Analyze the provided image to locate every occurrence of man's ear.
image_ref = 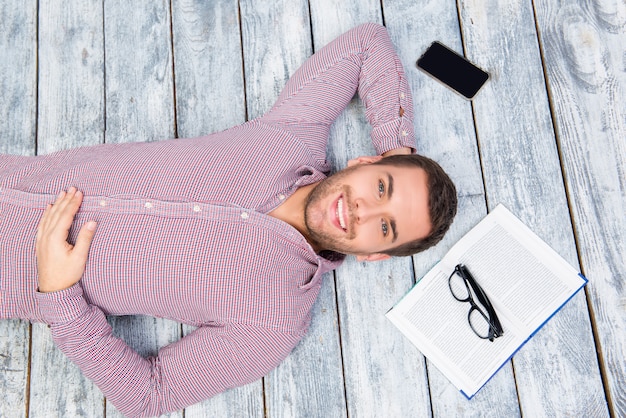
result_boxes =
[355,253,391,262]
[347,155,383,167]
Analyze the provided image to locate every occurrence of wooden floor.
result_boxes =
[1,0,624,417]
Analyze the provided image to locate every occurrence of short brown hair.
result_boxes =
[374,154,457,256]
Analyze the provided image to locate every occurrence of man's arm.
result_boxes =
[260,23,417,160]
[35,189,302,417]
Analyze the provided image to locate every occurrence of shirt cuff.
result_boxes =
[36,283,90,324]
[371,116,417,155]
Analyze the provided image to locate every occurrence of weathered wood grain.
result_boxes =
[37,0,105,154]
[0,320,30,418]
[239,1,348,416]
[534,0,626,415]
[458,0,609,415]
[384,0,524,416]
[103,0,175,144]
[30,1,105,416]
[240,0,313,118]
[0,0,37,155]
[0,2,37,417]
[308,1,432,417]
[172,0,246,138]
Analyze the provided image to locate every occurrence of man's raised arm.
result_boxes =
[260,23,416,160]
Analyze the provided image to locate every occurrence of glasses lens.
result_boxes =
[449,272,470,301]
[469,307,492,338]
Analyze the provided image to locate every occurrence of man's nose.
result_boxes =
[354,198,381,223]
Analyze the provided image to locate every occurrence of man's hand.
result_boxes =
[382,147,413,157]
[36,187,97,293]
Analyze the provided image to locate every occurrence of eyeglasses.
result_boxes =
[448,264,504,342]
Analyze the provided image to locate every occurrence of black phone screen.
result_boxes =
[417,42,489,99]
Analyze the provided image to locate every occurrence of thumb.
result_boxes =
[73,221,97,260]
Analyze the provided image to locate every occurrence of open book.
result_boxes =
[386,204,587,398]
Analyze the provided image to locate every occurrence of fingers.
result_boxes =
[37,187,95,246]
[73,221,98,261]
[41,187,84,238]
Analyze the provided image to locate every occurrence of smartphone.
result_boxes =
[417,41,489,100]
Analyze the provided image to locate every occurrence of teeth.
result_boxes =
[337,197,346,230]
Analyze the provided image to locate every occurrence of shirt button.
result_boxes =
[241,212,249,219]
[278,194,285,201]
[400,92,405,99]
[145,202,153,209]
[401,130,408,137]
[99,200,107,207]
[193,205,201,212]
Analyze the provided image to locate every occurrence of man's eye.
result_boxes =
[378,180,385,197]
[382,220,388,237]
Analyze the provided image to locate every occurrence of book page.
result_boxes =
[443,206,584,333]
[394,268,522,390]
[387,205,587,396]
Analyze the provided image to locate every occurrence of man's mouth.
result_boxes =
[337,196,347,232]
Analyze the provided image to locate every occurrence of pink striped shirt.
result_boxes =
[0,23,415,417]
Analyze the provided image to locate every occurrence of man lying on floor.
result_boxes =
[0,23,456,417]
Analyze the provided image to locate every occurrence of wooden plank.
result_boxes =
[37,0,105,154]
[238,1,348,416]
[170,1,263,415]
[0,2,37,416]
[103,0,175,144]
[458,0,609,415]
[0,0,37,155]
[172,0,246,138]
[307,2,431,417]
[0,321,30,418]
[533,0,626,415]
[29,1,105,416]
[101,1,182,416]
[239,0,312,118]
[382,0,523,415]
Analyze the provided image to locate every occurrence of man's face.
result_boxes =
[304,157,432,261]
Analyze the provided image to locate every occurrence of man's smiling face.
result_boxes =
[304,156,432,261]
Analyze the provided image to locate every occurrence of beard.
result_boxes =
[304,167,357,254]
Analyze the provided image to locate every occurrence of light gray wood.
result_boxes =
[171,1,264,415]
[383,0,523,415]
[0,320,30,418]
[104,0,175,144]
[239,1,348,416]
[30,1,105,416]
[534,0,626,415]
[0,2,37,416]
[172,0,246,138]
[37,0,105,154]
[101,1,182,416]
[239,0,312,118]
[0,0,37,155]
[308,1,432,417]
[458,0,608,415]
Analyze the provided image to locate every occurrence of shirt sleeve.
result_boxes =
[259,22,416,158]
[35,284,302,417]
